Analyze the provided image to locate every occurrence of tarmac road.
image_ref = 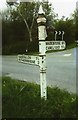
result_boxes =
[1,48,77,93]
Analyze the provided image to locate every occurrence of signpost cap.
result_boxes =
[38,5,45,15]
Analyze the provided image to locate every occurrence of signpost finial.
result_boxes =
[38,5,45,15]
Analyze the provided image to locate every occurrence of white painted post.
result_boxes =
[62,31,64,41]
[37,5,47,100]
[55,31,58,41]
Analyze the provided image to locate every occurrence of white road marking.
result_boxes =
[63,53,71,56]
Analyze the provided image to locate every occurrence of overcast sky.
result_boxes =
[0,0,77,18]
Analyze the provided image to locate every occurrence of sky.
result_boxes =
[0,0,77,18]
[49,0,77,18]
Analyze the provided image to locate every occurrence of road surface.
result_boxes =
[1,48,77,93]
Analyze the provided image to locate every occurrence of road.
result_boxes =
[1,48,77,93]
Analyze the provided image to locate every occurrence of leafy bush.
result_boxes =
[2,77,77,119]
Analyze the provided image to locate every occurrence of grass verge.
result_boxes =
[2,76,77,119]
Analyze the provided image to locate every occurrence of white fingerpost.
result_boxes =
[37,5,47,100]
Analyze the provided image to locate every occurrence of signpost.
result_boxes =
[17,5,66,100]
[46,41,66,51]
[37,5,47,100]
[18,55,39,66]
[54,31,65,41]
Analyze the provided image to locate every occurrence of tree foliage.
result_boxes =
[2,1,76,55]
[73,10,78,40]
[2,1,56,54]
[55,18,76,45]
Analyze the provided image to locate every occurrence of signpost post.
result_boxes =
[17,5,66,100]
[37,5,47,100]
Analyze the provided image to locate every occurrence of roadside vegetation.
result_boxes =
[2,77,77,119]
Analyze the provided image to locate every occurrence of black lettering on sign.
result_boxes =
[61,45,65,49]
[18,55,36,64]
[62,41,65,45]
[46,41,61,45]
[54,46,60,49]
[22,59,35,64]
[46,45,61,50]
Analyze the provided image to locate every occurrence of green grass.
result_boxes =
[2,77,77,119]
[66,42,77,49]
